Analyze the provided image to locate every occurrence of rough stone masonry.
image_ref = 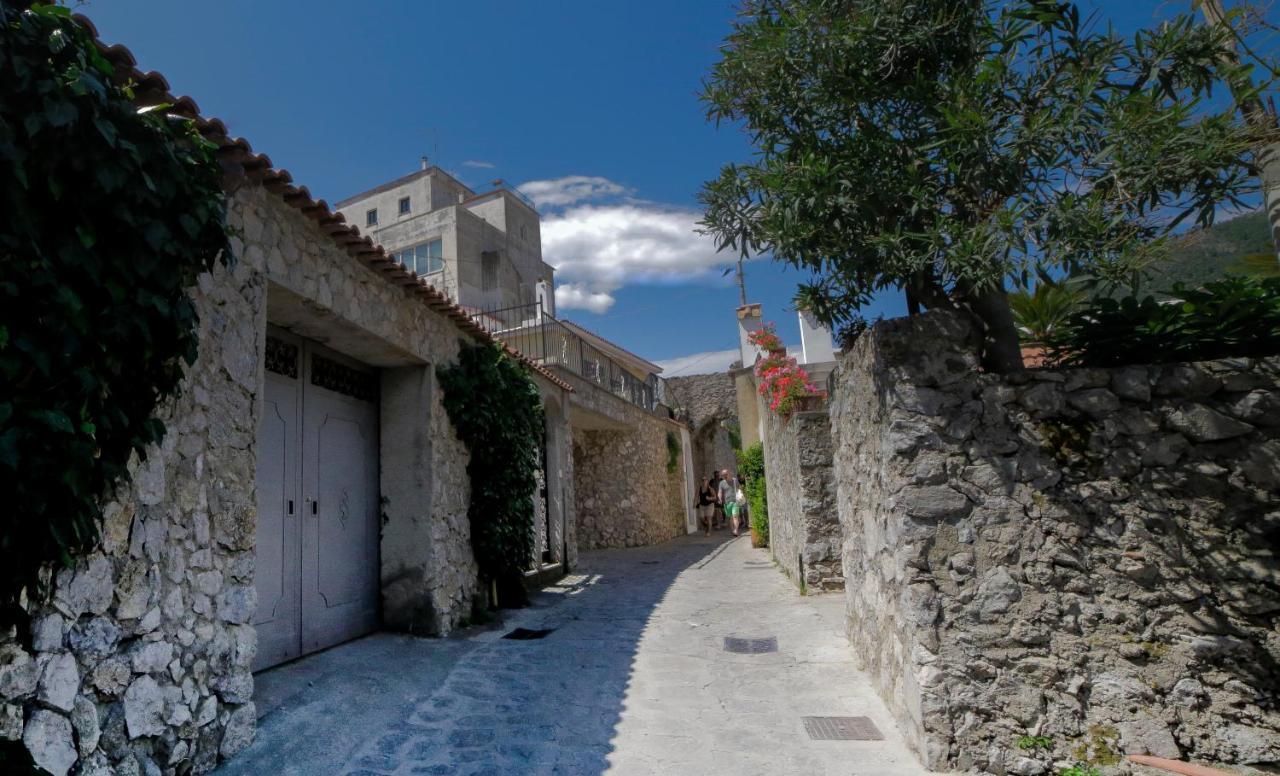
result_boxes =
[0,177,577,775]
[829,311,1280,774]
[762,407,843,592]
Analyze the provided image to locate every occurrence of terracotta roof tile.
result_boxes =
[69,13,571,394]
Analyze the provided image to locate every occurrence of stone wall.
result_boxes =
[0,181,575,775]
[829,311,1280,773]
[664,373,739,483]
[1,243,265,776]
[572,417,689,550]
[761,408,843,592]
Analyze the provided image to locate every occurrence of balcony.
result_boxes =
[471,302,658,412]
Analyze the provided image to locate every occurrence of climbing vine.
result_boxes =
[437,343,544,607]
[665,431,681,475]
[0,3,230,638]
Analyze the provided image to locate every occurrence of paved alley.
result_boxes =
[221,534,930,776]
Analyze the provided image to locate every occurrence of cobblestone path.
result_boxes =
[222,533,929,775]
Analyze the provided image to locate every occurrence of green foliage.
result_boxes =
[1017,735,1053,751]
[1051,276,1280,366]
[1157,210,1276,287]
[1009,279,1086,347]
[1058,765,1102,776]
[736,442,768,543]
[721,419,741,452]
[700,0,1265,371]
[1230,252,1280,279]
[437,343,544,606]
[0,2,230,638]
[666,431,681,475]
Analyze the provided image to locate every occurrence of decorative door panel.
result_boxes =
[300,351,380,654]
[252,335,303,671]
[253,331,379,671]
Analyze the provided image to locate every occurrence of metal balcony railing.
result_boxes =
[471,301,658,412]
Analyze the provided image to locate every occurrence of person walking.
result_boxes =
[696,477,717,536]
[709,470,724,529]
[718,468,742,537]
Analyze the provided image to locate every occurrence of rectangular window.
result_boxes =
[481,252,498,291]
[393,239,444,276]
[365,208,378,227]
[398,196,411,215]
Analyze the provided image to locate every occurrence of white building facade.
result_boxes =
[335,164,555,316]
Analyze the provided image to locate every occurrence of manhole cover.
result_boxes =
[723,636,778,654]
[802,716,884,741]
[502,627,556,640]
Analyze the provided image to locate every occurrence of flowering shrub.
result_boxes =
[755,351,822,414]
[748,322,785,353]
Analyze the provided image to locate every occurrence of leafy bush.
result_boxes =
[736,442,768,543]
[437,343,544,607]
[1051,276,1280,366]
[0,4,230,632]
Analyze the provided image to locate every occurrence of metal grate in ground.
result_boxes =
[502,627,556,640]
[802,716,884,741]
[723,636,778,654]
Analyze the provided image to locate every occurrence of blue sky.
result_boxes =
[80,1,1268,375]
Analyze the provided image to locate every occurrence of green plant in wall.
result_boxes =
[0,4,230,631]
[437,342,544,607]
[736,442,768,546]
[666,431,681,475]
[721,419,741,452]
[1016,735,1053,751]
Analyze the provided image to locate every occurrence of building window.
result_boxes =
[365,208,378,227]
[393,238,444,275]
[481,252,498,291]
[398,196,411,215]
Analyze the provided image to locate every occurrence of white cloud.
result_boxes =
[655,348,742,377]
[542,203,726,312]
[555,283,616,314]
[463,160,495,169]
[520,175,631,209]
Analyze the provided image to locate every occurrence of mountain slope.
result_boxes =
[1150,210,1274,290]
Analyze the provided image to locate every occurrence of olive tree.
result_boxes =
[700,0,1268,371]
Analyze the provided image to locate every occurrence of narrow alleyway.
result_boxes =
[221,534,929,776]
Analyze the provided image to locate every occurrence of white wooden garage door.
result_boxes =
[253,329,380,671]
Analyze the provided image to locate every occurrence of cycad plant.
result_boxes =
[1008,279,1087,347]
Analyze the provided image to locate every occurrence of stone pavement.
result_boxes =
[220,533,932,775]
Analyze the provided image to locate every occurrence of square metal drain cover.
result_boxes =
[802,716,884,741]
[503,627,555,640]
[723,636,778,654]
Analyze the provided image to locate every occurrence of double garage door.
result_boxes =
[253,330,380,671]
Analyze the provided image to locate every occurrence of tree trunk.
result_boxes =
[964,285,1025,373]
[1199,0,1280,265]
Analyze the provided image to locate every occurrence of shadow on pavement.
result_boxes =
[218,532,734,776]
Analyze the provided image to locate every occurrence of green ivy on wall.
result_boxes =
[437,343,544,607]
[737,442,768,545]
[666,431,681,475]
[0,4,230,632]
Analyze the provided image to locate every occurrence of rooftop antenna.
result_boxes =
[736,257,747,307]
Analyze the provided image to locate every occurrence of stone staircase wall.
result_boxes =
[829,311,1280,773]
